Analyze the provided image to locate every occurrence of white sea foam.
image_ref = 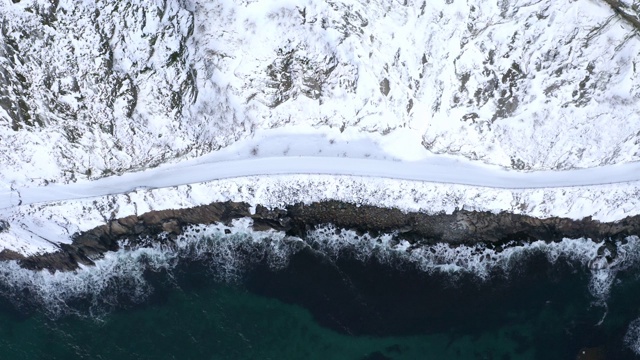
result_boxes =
[0,219,293,318]
[307,227,640,300]
[0,221,637,320]
[626,319,640,355]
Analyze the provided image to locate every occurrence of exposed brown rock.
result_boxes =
[0,249,24,262]
[282,201,640,245]
[10,200,640,272]
[139,209,178,224]
[108,220,130,236]
[117,215,139,229]
[162,220,182,234]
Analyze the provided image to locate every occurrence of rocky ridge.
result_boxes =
[6,200,638,272]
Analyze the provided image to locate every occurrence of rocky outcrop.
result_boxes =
[601,0,640,32]
[7,200,640,272]
[0,220,9,233]
[283,201,640,244]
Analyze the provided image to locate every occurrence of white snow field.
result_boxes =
[1,0,640,257]
[3,1,640,350]
[1,0,640,188]
[2,127,640,210]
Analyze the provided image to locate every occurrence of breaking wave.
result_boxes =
[0,218,638,331]
[626,319,640,355]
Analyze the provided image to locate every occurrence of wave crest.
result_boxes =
[0,220,637,320]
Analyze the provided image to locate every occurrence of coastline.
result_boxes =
[7,200,638,272]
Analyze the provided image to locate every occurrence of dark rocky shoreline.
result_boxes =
[3,200,639,272]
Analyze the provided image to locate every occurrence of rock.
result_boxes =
[597,241,618,264]
[251,220,276,232]
[8,200,640,272]
[161,220,181,235]
[18,249,89,273]
[118,215,140,228]
[0,219,8,233]
[140,209,178,224]
[108,220,130,236]
[0,249,23,261]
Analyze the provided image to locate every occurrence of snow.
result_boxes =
[4,4,640,356]
[0,128,639,256]
[1,0,640,256]
[1,0,640,188]
[3,128,640,212]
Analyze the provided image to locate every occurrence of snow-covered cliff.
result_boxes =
[1,0,640,189]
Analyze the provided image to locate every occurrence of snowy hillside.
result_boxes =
[1,0,640,188]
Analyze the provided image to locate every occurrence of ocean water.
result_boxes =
[0,227,639,359]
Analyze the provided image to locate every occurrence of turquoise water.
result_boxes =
[0,282,537,360]
[0,284,531,360]
[0,242,638,359]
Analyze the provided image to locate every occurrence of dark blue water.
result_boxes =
[0,235,638,360]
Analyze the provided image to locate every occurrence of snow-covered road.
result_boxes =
[2,128,640,210]
[2,128,640,256]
